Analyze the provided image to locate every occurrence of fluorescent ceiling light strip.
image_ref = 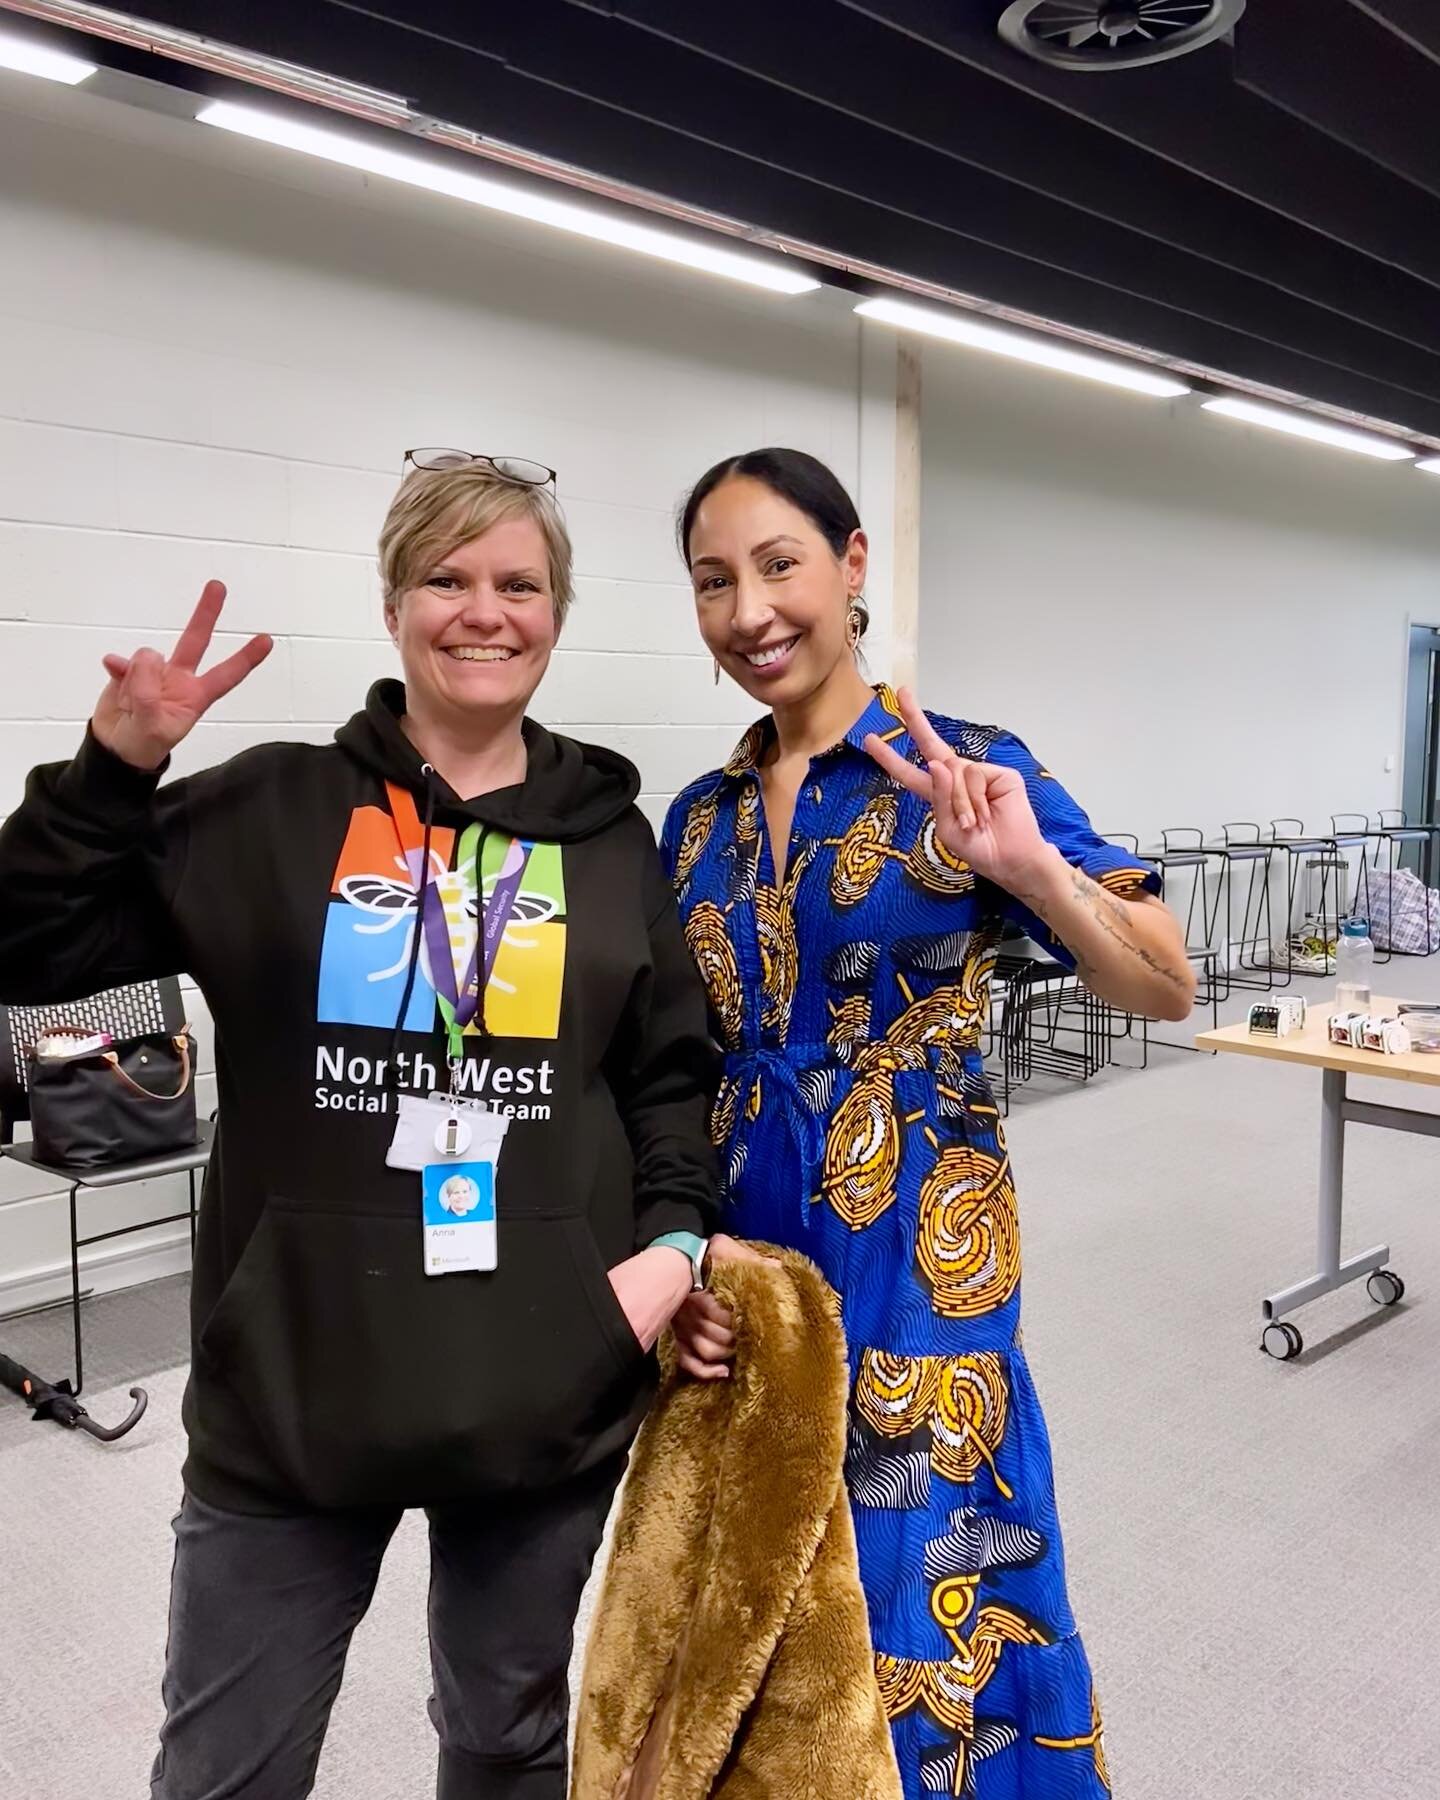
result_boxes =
[1202,396,1415,461]
[1417,457,1440,476]
[197,100,820,296]
[0,26,97,82]
[855,295,1190,398]
[2,0,413,117]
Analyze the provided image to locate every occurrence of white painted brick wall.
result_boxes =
[920,350,1440,848]
[0,71,898,1309]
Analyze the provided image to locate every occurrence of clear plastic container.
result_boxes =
[1335,917,1374,1013]
[1402,1009,1440,1053]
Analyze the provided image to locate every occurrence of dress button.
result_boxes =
[810,785,823,803]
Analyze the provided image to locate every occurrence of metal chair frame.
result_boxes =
[0,977,209,1395]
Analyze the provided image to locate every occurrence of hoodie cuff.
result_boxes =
[58,728,169,823]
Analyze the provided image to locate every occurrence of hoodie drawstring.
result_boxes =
[385,766,437,1092]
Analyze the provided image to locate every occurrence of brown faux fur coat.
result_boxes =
[570,1249,903,1800]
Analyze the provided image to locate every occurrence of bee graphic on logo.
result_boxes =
[337,846,557,996]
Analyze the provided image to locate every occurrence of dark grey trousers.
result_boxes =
[149,1459,623,1800]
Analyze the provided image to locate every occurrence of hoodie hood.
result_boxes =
[335,679,640,843]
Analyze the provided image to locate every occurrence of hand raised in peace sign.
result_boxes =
[863,687,1051,893]
[93,581,273,772]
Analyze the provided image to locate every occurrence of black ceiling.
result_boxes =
[10,0,1440,446]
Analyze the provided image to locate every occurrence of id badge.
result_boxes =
[387,1093,493,1172]
[388,1095,510,1277]
[422,1162,498,1276]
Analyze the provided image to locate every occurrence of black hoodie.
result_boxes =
[0,682,718,1512]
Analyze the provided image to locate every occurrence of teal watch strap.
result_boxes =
[649,1230,709,1290]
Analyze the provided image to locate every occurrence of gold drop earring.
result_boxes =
[846,599,864,651]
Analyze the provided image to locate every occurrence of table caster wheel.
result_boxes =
[1367,1269,1405,1307]
[1261,1321,1302,1360]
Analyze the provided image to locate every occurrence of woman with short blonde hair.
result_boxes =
[0,447,720,1800]
[380,452,576,627]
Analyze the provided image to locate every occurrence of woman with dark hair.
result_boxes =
[661,448,1192,1798]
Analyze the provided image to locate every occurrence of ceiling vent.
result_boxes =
[997,0,1246,71]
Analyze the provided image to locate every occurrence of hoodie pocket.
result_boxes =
[567,1214,646,1374]
[199,1197,645,1508]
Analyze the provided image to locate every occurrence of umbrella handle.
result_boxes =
[73,1387,148,1442]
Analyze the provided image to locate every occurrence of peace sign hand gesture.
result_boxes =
[93,581,273,772]
[863,687,1052,894]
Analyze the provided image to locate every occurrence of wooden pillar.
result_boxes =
[857,321,923,691]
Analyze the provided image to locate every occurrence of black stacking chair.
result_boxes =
[1267,820,1345,972]
[1210,823,1287,989]
[1329,814,1383,962]
[1104,833,1218,1063]
[0,977,212,1394]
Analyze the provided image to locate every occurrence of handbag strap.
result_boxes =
[101,1034,193,1104]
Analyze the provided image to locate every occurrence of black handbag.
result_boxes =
[26,1028,199,1170]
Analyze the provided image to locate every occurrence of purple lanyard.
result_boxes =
[413,835,533,1034]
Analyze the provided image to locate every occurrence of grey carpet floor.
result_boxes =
[4,965,1439,1799]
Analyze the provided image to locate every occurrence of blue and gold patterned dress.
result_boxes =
[661,686,1158,1799]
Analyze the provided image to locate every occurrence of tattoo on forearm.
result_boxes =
[1080,873,1132,932]
[1071,868,1191,994]
[1015,867,1190,997]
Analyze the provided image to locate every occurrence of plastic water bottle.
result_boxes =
[1335,917,1374,1012]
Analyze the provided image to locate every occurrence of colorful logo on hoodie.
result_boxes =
[316,795,567,1040]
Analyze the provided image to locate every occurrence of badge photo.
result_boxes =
[422,1160,498,1275]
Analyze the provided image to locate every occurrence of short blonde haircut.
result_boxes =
[378,465,574,629]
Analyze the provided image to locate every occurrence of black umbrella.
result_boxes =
[0,1348,147,1441]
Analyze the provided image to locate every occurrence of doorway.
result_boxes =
[1401,622,1440,873]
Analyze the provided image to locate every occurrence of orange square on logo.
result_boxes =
[330,806,455,895]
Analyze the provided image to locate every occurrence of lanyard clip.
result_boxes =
[445,1022,466,1097]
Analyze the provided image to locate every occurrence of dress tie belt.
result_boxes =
[724,1045,827,1233]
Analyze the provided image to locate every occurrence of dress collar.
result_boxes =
[720,684,906,780]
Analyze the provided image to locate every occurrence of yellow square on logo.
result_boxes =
[484,919,566,1040]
